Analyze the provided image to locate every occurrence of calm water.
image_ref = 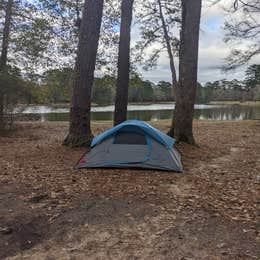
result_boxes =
[14,103,260,121]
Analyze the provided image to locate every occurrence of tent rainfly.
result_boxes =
[76,120,183,172]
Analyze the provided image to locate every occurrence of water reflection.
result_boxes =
[17,103,221,114]
[16,104,260,122]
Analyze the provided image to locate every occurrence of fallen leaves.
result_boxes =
[0,120,259,259]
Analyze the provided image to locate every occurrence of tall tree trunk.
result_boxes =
[157,0,177,90]
[63,0,104,147]
[0,0,13,70]
[0,0,13,128]
[168,0,202,144]
[114,0,134,126]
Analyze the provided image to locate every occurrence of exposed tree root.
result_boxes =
[63,133,93,148]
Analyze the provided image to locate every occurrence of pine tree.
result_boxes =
[63,0,104,147]
[114,0,134,126]
[168,0,202,144]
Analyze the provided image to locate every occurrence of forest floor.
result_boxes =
[0,120,259,260]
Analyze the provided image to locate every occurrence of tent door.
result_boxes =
[105,132,150,165]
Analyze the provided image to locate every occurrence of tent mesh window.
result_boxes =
[113,132,147,145]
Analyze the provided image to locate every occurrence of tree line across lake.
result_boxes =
[1,64,259,107]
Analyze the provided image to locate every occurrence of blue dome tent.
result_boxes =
[77,120,183,172]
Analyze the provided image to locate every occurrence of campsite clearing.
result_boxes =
[0,120,258,259]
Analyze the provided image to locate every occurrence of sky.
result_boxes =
[4,0,258,83]
[132,0,260,85]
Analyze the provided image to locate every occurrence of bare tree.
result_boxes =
[135,0,180,93]
[64,0,104,147]
[168,0,202,144]
[157,0,178,86]
[224,0,260,69]
[114,0,134,126]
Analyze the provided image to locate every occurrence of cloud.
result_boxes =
[132,0,259,85]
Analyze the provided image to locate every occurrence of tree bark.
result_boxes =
[114,0,134,126]
[63,0,104,147]
[157,0,177,89]
[0,0,13,70]
[168,0,202,144]
[0,0,13,128]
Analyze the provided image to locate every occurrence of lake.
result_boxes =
[14,103,260,121]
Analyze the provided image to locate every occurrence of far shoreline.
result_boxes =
[15,100,260,108]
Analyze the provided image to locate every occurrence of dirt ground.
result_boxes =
[0,120,259,260]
